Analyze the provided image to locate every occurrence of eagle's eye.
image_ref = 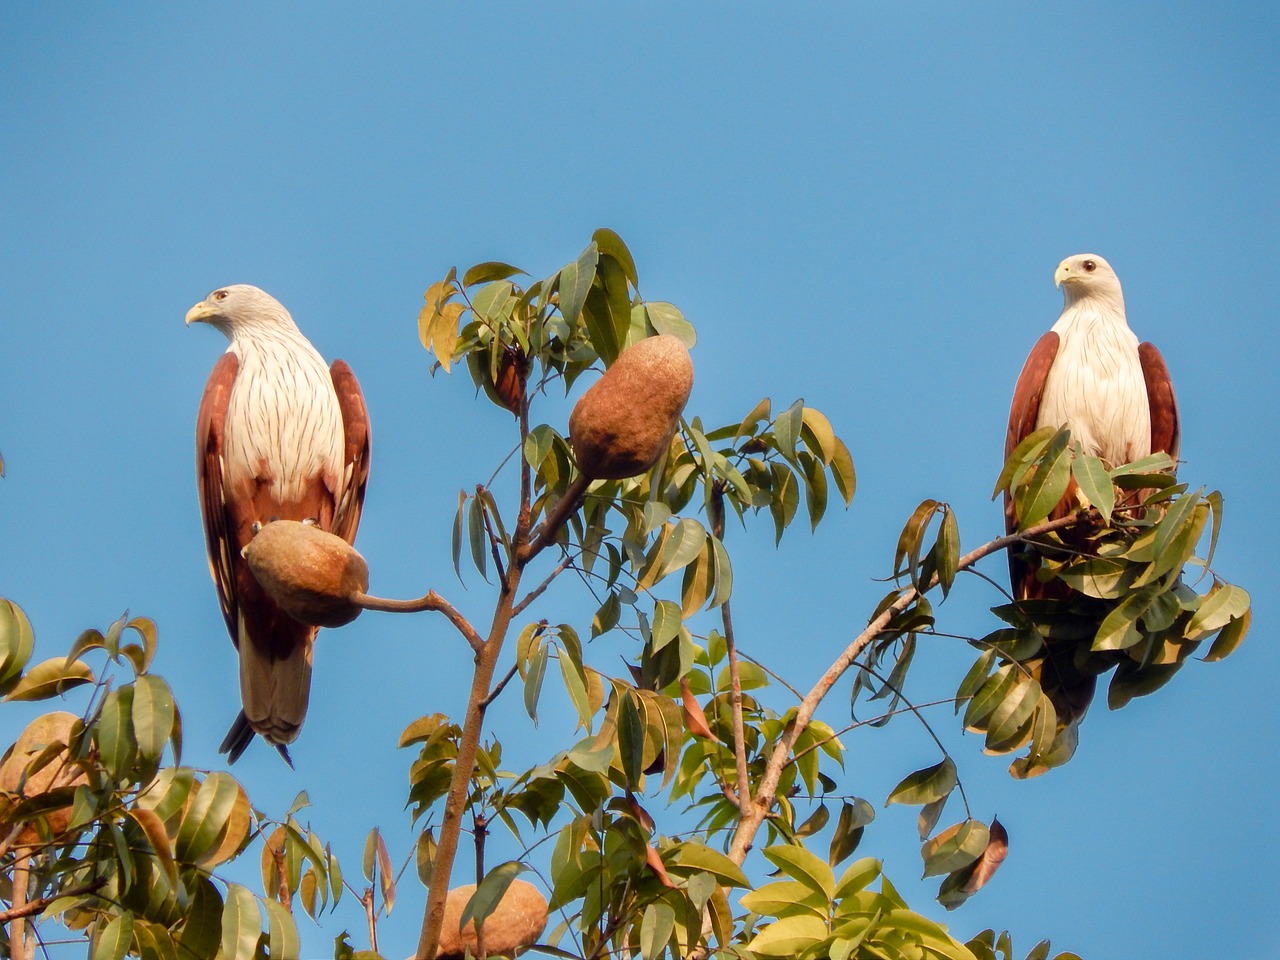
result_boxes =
[1082,260,1097,272]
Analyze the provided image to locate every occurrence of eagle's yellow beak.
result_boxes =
[185,301,215,326]
[1054,262,1077,289]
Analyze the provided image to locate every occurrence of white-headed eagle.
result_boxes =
[188,285,370,764]
[1004,254,1179,720]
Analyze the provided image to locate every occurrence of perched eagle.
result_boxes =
[1004,254,1179,721]
[188,285,370,764]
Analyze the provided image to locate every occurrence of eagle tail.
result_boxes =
[219,709,295,767]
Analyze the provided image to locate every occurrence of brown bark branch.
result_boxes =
[0,876,107,927]
[352,591,485,653]
[520,475,589,563]
[7,857,28,960]
[723,508,1093,865]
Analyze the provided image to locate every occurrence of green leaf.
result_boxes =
[461,860,525,930]
[640,900,677,959]
[463,261,526,287]
[829,438,857,507]
[984,675,1041,752]
[894,499,939,585]
[709,535,733,608]
[219,884,261,960]
[918,795,948,840]
[559,245,598,325]
[667,842,751,887]
[132,674,175,761]
[524,642,549,722]
[1093,584,1161,651]
[921,820,990,877]
[1014,430,1072,527]
[773,399,805,462]
[658,518,707,581]
[651,600,683,652]
[617,692,645,790]
[735,398,772,442]
[936,508,960,598]
[558,648,594,732]
[763,844,835,900]
[800,407,837,465]
[592,228,638,286]
[416,828,436,887]
[646,302,697,347]
[993,425,1057,499]
[833,858,882,900]
[1205,606,1250,662]
[94,912,135,960]
[1186,583,1250,639]
[886,758,957,807]
[740,880,829,919]
[4,656,94,701]
[98,685,136,777]
[263,897,299,960]
[451,490,466,582]
[176,772,241,863]
[746,915,829,957]
[178,876,223,960]
[1070,448,1115,524]
[467,496,489,582]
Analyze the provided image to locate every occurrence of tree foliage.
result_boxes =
[1,231,1249,960]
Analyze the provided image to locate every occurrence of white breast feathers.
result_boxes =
[223,331,345,503]
[1036,303,1151,466]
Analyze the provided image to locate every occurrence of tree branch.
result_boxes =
[520,475,589,563]
[512,556,574,618]
[352,591,485,654]
[0,874,108,929]
[724,508,1093,864]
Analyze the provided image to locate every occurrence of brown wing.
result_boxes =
[329,359,371,544]
[1005,332,1059,465]
[1004,332,1061,600]
[1138,342,1180,462]
[196,352,240,643]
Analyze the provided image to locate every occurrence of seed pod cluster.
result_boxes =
[569,335,694,480]
[242,521,369,627]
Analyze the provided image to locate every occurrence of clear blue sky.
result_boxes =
[2,5,1276,959]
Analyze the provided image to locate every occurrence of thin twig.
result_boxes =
[362,887,378,955]
[712,487,751,816]
[513,555,575,618]
[352,591,485,654]
[521,475,590,562]
[476,485,508,583]
[479,663,520,709]
[723,508,1095,865]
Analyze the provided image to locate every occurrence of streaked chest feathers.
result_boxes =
[1036,304,1151,466]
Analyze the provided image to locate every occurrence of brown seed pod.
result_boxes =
[437,879,549,959]
[0,711,87,841]
[242,521,369,627]
[569,335,694,480]
[494,347,528,414]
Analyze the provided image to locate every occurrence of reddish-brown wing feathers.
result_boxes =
[1005,332,1059,463]
[196,353,240,641]
[329,359,371,544]
[1138,342,1180,461]
[1003,333,1075,601]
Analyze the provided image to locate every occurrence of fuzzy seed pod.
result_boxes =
[0,712,86,840]
[569,335,694,480]
[437,879,549,959]
[242,521,369,627]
